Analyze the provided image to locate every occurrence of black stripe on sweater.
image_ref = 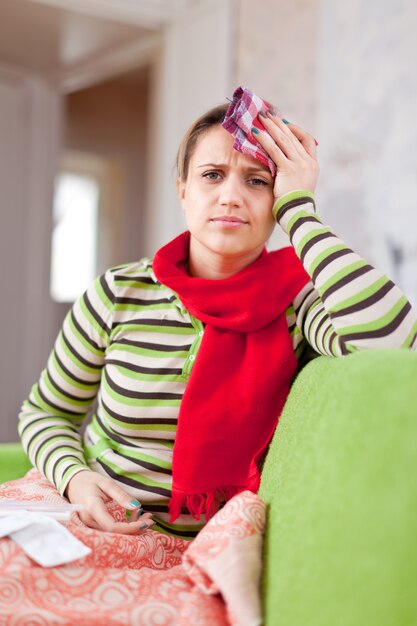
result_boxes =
[114,295,177,306]
[328,331,339,355]
[330,280,396,319]
[289,215,323,244]
[49,453,85,486]
[37,385,84,417]
[34,435,81,468]
[61,328,102,371]
[340,301,412,342]
[104,370,182,401]
[300,231,334,264]
[83,290,112,339]
[54,350,100,387]
[100,397,178,426]
[112,318,193,331]
[276,196,316,223]
[112,449,172,476]
[71,309,102,353]
[311,248,353,283]
[114,276,157,285]
[113,338,193,352]
[20,415,79,440]
[46,368,97,404]
[321,265,374,302]
[151,519,200,538]
[105,358,183,377]
[100,273,116,307]
[96,458,172,498]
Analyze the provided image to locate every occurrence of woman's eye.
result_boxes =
[202,171,221,181]
[249,177,268,186]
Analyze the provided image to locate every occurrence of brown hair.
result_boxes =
[176,103,229,181]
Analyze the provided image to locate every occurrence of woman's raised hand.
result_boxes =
[253,111,319,201]
[65,470,154,534]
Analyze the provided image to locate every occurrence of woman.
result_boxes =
[18,90,417,540]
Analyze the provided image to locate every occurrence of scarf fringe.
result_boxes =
[169,486,244,523]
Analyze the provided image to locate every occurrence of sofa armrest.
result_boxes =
[260,348,417,626]
[0,442,32,483]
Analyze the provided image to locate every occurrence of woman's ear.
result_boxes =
[176,178,186,203]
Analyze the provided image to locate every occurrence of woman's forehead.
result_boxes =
[192,125,270,173]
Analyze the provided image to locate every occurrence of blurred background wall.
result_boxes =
[0,0,416,441]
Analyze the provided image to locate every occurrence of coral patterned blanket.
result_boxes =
[0,471,264,626]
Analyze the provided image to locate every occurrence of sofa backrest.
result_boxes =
[260,348,417,626]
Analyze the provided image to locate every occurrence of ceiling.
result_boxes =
[0,0,175,91]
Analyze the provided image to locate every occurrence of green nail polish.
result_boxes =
[252,127,260,134]
[282,119,290,124]
[130,499,140,508]
[140,524,148,530]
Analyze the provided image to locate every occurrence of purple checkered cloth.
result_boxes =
[222,86,282,176]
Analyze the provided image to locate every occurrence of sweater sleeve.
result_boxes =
[18,269,116,494]
[275,190,417,356]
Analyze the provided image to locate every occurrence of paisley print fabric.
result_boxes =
[0,471,265,626]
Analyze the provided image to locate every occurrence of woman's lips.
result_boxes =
[210,216,248,228]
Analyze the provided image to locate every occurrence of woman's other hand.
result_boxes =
[253,111,319,201]
[65,470,154,534]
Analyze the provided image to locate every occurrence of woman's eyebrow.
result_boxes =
[196,162,225,168]
[245,166,271,175]
[196,162,271,175]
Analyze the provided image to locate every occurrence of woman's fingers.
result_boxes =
[66,470,154,534]
[97,475,142,512]
[92,503,155,535]
[116,512,155,535]
[252,113,319,198]
[92,477,155,533]
[262,112,308,159]
[282,120,318,158]
[259,112,317,159]
[257,113,300,162]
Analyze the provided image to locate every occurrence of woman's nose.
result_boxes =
[218,176,243,207]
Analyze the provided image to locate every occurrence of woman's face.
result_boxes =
[177,125,276,276]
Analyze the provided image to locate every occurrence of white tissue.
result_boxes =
[0,499,82,520]
[0,512,91,567]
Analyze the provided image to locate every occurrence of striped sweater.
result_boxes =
[18,191,417,538]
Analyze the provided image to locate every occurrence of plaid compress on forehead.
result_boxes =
[222,86,282,177]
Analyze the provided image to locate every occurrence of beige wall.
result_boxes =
[0,66,61,442]
[235,0,417,306]
[236,0,320,132]
[317,0,417,307]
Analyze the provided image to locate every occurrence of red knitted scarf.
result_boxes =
[153,232,310,522]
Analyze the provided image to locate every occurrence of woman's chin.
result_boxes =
[199,237,264,263]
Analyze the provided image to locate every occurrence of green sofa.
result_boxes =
[260,348,417,626]
[0,442,32,483]
[1,349,416,625]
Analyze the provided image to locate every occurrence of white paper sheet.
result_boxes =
[0,512,91,567]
